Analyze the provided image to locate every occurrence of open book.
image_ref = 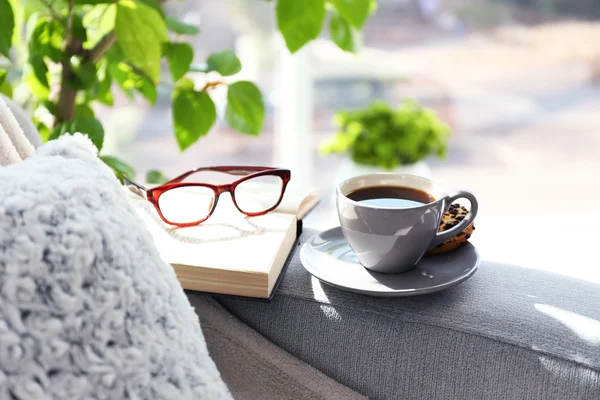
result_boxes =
[127,183,318,299]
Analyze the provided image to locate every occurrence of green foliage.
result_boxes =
[50,117,105,151]
[71,13,88,42]
[277,0,326,53]
[29,55,49,88]
[206,50,241,76]
[89,62,113,105]
[69,58,97,90]
[166,17,200,35]
[29,17,65,63]
[74,0,115,4]
[0,0,14,58]
[0,70,11,97]
[320,101,451,170]
[329,0,370,28]
[82,4,115,48]
[138,0,164,18]
[146,169,169,184]
[115,0,167,83]
[225,81,264,135]
[326,0,376,54]
[110,61,156,105]
[329,10,358,53]
[163,42,194,82]
[100,155,136,183]
[1,0,376,182]
[172,79,216,151]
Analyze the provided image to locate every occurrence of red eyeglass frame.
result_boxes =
[124,166,291,227]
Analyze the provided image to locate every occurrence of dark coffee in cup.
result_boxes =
[346,186,435,208]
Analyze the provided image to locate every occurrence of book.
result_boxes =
[126,183,318,299]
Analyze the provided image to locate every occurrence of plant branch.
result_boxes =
[86,32,116,62]
[66,0,74,45]
[38,0,63,24]
[201,81,225,92]
[56,0,81,124]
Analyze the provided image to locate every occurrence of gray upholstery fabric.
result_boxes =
[187,295,367,400]
[217,228,600,400]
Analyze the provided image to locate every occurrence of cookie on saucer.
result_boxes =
[427,204,475,255]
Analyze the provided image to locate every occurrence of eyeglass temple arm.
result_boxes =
[166,166,275,184]
[123,176,148,200]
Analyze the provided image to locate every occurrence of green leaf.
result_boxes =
[163,42,193,82]
[110,62,156,105]
[91,62,113,105]
[0,70,8,87]
[166,16,200,35]
[368,0,377,15]
[115,0,166,83]
[206,50,241,77]
[69,59,97,90]
[100,155,136,183]
[42,100,57,115]
[34,118,51,142]
[138,0,165,19]
[329,11,359,52]
[29,55,49,88]
[176,77,194,90]
[0,0,15,58]
[0,78,11,97]
[329,0,371,29]
[225,81,264,136]
[74,0,115,4]
[29,16,65,62]
[75,104,95,118]
[82,4,116,49]
[146,169,169,184]
[24,66,49,99]
[71,12,87,42]
[105,41,125,63]
[50,117,105,151]
[172,79,216,151]
[276,0,325,53]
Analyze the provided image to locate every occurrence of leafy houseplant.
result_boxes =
[0,0,375,183]
[320,100,451,171]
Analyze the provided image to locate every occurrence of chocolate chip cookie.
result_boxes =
[427,204,475,255]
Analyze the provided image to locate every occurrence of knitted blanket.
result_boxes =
[0,134,231,400]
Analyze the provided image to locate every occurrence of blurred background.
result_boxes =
[99,0,600,276]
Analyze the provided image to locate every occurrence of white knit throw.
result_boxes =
[0,134,232,400]
[0,97,36,165]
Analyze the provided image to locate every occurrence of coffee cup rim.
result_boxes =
[336,173,445,211]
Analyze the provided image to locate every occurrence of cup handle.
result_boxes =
[429,190,479,250]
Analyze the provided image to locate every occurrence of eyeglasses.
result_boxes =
[125,166,291,227]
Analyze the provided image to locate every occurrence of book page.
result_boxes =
[274,181,320,218]
[130,193,296,274]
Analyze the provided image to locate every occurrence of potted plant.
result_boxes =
[320,100,451,180]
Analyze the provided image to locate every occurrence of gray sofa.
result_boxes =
[208,226,600,400]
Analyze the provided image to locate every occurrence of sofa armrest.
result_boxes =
[217,228,600,400]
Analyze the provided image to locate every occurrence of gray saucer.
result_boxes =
[300,227,480,297]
